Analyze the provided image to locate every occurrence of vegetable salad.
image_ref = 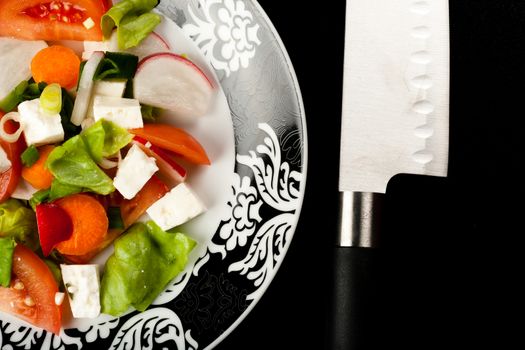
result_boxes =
[0,0,215,334]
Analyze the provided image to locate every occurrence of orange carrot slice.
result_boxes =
[21,145,55,190]
[31,45,81,89]
[63,228,123,264]
[55,194,108,256]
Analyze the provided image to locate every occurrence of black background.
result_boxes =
[217,1,524,349]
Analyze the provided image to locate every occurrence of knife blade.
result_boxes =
[331,0,450,348]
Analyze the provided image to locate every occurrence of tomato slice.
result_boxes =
[133,137,186,188]
[0,244,62,335]
[0,0,107,41]
[0,113,25,203]
[129,124,211,165]
[120,175,169,228]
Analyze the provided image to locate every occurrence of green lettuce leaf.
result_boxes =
[48,179,83,201]
[45,135,115,195]
[100,221,196,316]
[101,0,161,50]
[0,237,16,287]
[81,119,132,162]
[0,199,39,250]
[44,120,130,200]
[118,12,162,50]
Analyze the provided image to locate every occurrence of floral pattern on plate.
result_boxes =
[0,1,305,349]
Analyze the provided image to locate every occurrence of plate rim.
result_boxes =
[205,0,308,348]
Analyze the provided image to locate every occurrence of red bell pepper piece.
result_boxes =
[36,203,73,256]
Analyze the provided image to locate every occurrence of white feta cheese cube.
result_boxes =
[92,95,143,129]
[86,80,128,120]
[60,264,101,319]
[93,80,127,97]
[0,146,11,173]
[82,40,110,60]
[17,99,64,146]
[146,183,206,231]
[114,144,158,199]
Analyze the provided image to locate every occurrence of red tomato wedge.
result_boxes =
[129,124,211,165]
[134,137,187,188]
[0,0,108,41]
[0,245,62,335]
[0,114,25,203]
[134,136,187,178]
[120,175,169,228]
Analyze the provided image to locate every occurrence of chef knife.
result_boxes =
[331,0,450,349]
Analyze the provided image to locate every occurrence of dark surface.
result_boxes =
[217,1,524,349]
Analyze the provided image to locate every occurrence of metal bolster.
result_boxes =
[338,191,384,248]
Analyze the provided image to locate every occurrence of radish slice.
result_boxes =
[82,32,169,61]
[133,138,186,188]
[71,52,104,126]
[0,112,23,143]
[125,32,170,60]
[0,38,47,101]
[133,53,214,118]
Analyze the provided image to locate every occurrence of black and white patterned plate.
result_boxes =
[0,1,306,349]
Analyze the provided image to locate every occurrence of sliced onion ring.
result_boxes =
[0,112,23,143]
[71,51,104,126]
[98,151,121,169]
[98,157,119,169]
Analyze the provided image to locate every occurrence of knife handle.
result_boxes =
[330,246,383,350]
[329,192,384,350]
